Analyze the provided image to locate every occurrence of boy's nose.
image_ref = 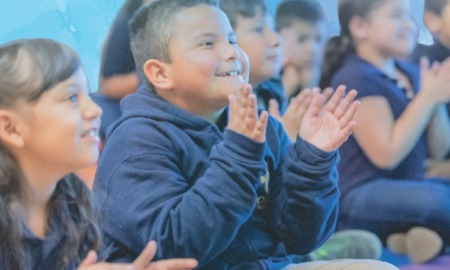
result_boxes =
[266,29,281,48]
[224,43,239,61]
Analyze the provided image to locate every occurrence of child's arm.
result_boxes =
[426,103,450,160]
[350,58,450,169]
[269,86,359,253]
[96,84,268,266]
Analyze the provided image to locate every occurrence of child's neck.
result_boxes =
[201,108,225,123]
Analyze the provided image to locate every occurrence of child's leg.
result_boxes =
[338,178,450,243]
[284,259,398,270]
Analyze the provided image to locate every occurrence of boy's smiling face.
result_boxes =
[162,4,248,118]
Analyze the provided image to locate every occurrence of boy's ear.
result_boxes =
[143,59,174,91]
[423,11,442,33]
[349,16,368,40]
[0,110,26,148]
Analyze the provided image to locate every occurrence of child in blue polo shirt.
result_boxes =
[320,0,450,264]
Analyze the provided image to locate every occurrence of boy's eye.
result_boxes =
[254,27,264,34]
[202,41,214,48]
[298,36,308,44]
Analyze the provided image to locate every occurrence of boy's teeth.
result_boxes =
[219,71,239,76]
[89,130,97,137]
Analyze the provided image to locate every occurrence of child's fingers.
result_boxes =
[296,90,314,111]
[228,94,237,121]
[252,111,268,143]
[268,99,281,119]
[339,120,357,142]
[79,250,98,268]
[133,241,158,269]
[237,84,250,121]
[244,94,258,130]
[147,259,198,270]
[339,100,360,129]
[304,93,323,119]
[324,85,346,113]
[419,57,431,83]
[322,87,334,103]
[292,88,311,112]
[334,89,358,120]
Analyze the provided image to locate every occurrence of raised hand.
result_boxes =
[419,57,450,105]
[268,88,319,141]
[299,85,360,152]
[78,241,198,270]
[228,83,268,143]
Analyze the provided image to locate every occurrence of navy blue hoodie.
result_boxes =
[93,86,339,270]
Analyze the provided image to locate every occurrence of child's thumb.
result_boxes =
[268,99,281,119]
[78,250,98,268]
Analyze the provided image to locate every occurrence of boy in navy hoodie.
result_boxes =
[92,0,395,269]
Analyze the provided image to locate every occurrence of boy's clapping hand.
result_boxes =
[299,85,360,152]
[228,83,268,143]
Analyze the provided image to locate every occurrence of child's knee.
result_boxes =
[339,259,398,270]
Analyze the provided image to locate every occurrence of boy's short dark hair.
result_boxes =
[424,0,449,15]
[129,0,218,88]
[220,0,267,29]
[275,0,325,32]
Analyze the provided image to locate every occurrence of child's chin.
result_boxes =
[222,75,246,91]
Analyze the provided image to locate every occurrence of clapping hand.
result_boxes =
[227,83,269,143]
[299,85,359,152]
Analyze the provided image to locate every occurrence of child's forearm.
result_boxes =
[270,136,339,254]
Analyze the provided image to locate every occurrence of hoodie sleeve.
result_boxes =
[95,128,265,267]
[268,122,340,255]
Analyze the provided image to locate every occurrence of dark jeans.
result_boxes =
[338,178,450,244]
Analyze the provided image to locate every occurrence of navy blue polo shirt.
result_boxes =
[330,54,427,198]
[410,38,450,64]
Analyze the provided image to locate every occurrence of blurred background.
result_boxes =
[0,0,428,91]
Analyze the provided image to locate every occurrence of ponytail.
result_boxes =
[319,35,354,89]
[0,144,26,269]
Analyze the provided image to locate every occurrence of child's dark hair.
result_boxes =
[99,0,149,76]
[424,0,449,15]
[220,0,267,29]
[129,0,219,90]
[0,38,100,269]
[319,0,388,88]
[275,0,325,32]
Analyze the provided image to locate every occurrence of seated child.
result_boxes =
[93,0,396,269]
[410,0,450,171]
[320,0,450,264]
[0,38,197,270]
[221,0,383,261]
[276,0,328,100]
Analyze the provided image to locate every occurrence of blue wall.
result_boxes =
[1,0,428,91]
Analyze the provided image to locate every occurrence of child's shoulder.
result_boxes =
[333,55,379,87]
